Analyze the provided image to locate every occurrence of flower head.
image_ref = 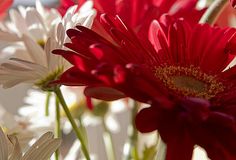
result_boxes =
[0,105,50,150]
[0,0,96,89]
[53,14,236,159]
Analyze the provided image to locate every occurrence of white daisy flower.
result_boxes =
[0,105,54,151]
[0,0,96,89]
[0,127,61,160]
[19,86,85,135]
[20,86,127,133]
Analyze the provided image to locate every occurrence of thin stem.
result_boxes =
[45,92,51,116]
[78,116,88,146]
[54,87,91,160]
[123,100,139,160]
[102,117,116,160]
[199,0,228,25]
[55,96,61,160]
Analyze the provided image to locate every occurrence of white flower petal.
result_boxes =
[0,127,8,160]
[34,139,61,160]
[8,135,22,160]
[192,146,209,160]
[44,37,60,70]
[22,132,54,159]
[17,5,27,17]
[22,132,61,160]
[0,31,20,42]
[81,12,97,28]
[56,23,65,47]
[25,8,47,37]
[35,0,46,18]
[22,34,47,67]
[79,0,93,13]
[9,9,28,36]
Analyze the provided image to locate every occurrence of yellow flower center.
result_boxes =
[37,40,45,49]
[155,65,224,99]
[35,67,64,91]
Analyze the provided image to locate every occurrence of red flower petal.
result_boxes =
[135,107,159,133]
[165,131,194,160]
[84,86,126,101]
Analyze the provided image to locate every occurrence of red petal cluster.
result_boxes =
[57,0,86,15]
[58,0,204,35]
[53,14,236,159]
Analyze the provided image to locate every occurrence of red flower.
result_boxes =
[53,14,236,159]
[0,0,13,19]
[57,0,86,15]
[58,0,204,35]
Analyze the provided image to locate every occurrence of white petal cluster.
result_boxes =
[0,0,96,89]
[20,86,127,135]
[0,127,61,160]
[0,105,54,151]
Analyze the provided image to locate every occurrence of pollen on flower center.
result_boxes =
[154,65,224,99]
[35,67,64,91]
[37,40,45,49]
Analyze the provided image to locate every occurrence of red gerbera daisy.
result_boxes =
[53,14,236,160]
[58,0,205,36]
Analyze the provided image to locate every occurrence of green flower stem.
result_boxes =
[78,116,88,146]
[54,87,91,160]
[102,118,116,160]
[123,100,139,160]
[55,96,61,160]
[199,0,228,25]
[45,92,52,116]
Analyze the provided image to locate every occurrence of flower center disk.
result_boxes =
[155,65,224,99]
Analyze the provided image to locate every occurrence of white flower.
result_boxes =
[0,0,96,89]
[20,86,127,134]
[0,105,54,151]
[0,127,61,160]
[19,86,84,134]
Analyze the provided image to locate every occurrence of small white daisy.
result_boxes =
[0,105,54,151]
[20,86,127,133]
[0,0,96,89]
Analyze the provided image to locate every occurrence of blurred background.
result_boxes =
[13,0,58,6]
